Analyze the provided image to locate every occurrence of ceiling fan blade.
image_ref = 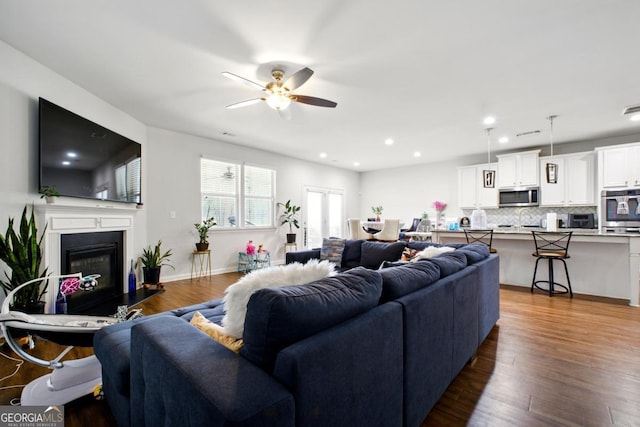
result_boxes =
[292,95,337,108]
[226,98,264,109]
[278,107,292,120]
[222,72,266,92]
[284,67,314,91]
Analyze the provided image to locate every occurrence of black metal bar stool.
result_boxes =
[464,229,496,253]
[531,231,573,297]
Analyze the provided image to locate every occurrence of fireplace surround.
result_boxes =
[36,204,136,314]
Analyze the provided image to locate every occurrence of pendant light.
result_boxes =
[545,115,558,184]
[483,127,496,188]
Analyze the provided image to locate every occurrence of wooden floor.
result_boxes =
[2,275,640,426]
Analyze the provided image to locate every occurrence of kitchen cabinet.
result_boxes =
[497,150,540,188]
[458,163,498,208]
[540,152,595,206]
[599,145,640,189]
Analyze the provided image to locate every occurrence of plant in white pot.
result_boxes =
[194,217,216,251]
[277,200,301,244]
[39,185,60,204]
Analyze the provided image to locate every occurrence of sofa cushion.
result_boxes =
[241,267,383,372]
[360,241,406,269]
[341,239,364,269]
[222,260,336,338]
[379,261,441,302]
[456,244,490,264]
[428,251,468,277]
[320,238,347,267]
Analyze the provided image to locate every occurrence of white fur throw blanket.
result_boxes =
[222,259,336,338]
[410,245,455,262]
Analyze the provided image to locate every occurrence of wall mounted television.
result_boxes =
[39,97,142,204]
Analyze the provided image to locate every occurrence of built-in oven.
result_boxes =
[498,187,539,208]
[601,189,640,232]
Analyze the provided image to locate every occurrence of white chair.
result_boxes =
[348,218,373,240]
[375,219,400,242]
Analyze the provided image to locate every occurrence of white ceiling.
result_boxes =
[1,0,639,171]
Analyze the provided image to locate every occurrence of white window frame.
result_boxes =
[200,157,276,229]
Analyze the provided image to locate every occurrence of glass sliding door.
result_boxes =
[304,187,344,249]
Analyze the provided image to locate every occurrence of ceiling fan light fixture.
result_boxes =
[266,92,291,110]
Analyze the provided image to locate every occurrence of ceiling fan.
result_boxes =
[222,67,337,120]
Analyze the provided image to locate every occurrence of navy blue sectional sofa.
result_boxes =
[94,240,499,427]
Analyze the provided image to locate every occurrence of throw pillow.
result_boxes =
[190,311,244,353]
[360,241,406,269]
[410,245,455,261]
[320,238,347,267]
[222,259,336,338]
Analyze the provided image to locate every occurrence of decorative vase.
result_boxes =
[195,242,209,251]
[439,212,446,229]
[376,215,381,222]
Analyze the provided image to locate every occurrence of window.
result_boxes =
[200,158,275,228]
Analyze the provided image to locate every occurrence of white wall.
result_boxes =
[0,40,147,306]
[146,127,360,280]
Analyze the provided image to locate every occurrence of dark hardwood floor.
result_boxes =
[2,275,639,426]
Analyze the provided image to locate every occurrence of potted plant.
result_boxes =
[277,200,301,244]
[138,240,173,286]
[371,205,383,222]
[194,217,216,251]
[39,185,60,204]
[0,205,48,312]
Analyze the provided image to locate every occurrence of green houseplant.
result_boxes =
[0,205,48,311]
[39,185,60,203]
[277,200,301,243]
[194,217,216,251]
[371,205,383,221]
[138,240,173,285]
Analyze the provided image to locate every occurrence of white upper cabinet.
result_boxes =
[600,145,640,189]
[458,163,498,208]
[497,150,540,188]
[540,152,595,206]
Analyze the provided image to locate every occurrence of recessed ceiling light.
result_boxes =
[483,116,496,126]
[319,152,327,158]
[67,152,77,158]
[384,138,394,146]
[631,114,640,122]
[499,136,509,144]
[62,161,71,166]
[353,162,360,167]
[413,151,421,158]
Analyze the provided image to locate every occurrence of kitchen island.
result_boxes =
[433,228,640,306]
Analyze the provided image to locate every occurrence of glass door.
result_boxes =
[304,187,344,249]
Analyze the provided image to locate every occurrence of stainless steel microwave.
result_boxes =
[498,187,539,208]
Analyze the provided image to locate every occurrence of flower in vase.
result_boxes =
[433,201,447,212]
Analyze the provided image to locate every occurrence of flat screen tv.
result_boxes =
[39,97,142,204]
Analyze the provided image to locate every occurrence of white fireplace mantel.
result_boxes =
[35,203,136,313]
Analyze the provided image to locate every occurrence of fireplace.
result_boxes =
[61,231,124,315]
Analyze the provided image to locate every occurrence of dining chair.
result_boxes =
[348,218,373,240]
[375,219,401,242]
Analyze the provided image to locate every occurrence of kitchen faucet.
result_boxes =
[517,208,530,231]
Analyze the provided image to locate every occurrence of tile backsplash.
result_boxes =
[461,206,598,228]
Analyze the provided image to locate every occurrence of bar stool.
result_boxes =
[530,231,573,297]
[463,229,496,253]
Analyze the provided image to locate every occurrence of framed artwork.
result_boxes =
[483,170,495,188]
[546,163,558,184]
